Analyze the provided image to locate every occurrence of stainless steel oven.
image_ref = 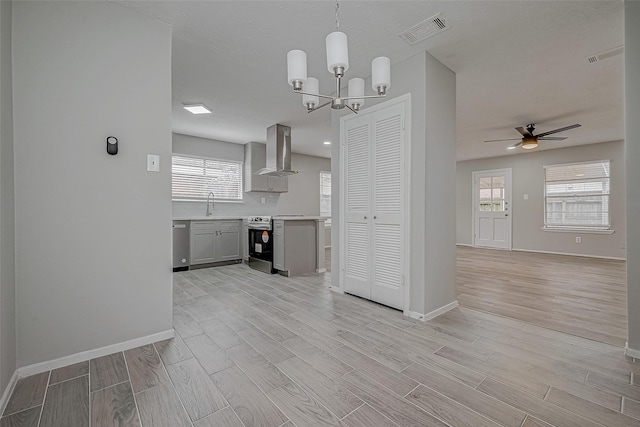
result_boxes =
[247,216,276,274]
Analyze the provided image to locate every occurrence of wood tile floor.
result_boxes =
[3,263,639,426]
[457,246,628,347]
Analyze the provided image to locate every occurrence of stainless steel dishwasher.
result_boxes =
[172,220,190,271]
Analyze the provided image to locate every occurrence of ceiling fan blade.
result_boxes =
[515,126,532,137]
[538,136,567,141]
[483,138,521,143]
[535,124,581,138]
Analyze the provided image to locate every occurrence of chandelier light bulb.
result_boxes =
[326,32,349,75]
[348,78,365,110]
[303,77,320,110]
[287,50,308,90]
[372,57,391,95]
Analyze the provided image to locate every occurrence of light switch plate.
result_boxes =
[523,194,529,200]
[147,154,160,172]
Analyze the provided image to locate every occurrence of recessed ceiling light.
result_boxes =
[183,104,211,114]
[576,173,585,177]
[323,141,331,145]
[507,146,517,150]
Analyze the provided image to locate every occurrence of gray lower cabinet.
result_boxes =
[190,220,241,265]
[242,219,249,261]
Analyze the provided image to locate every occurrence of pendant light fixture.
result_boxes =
[287,0,391,114]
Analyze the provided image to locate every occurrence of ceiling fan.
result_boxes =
[484,123,582,150]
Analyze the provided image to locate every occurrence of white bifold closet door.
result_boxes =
[342,101,406,310]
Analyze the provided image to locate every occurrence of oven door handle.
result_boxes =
[248,226,273,231]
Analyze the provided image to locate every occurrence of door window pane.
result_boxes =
[478,175,505,212]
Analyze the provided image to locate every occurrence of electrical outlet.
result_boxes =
[261,197,266,204]
[523,194,529,200]
[575,236,582,243]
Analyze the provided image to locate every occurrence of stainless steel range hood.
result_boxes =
[257,124,299,176]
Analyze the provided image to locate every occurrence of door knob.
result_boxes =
[374,216,377,219]
[505,214,509,217]
[364,216,367,219]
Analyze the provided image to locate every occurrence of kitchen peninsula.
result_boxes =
[273,216,326,276]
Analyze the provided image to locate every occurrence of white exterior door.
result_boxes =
[473,169,512,249]
[341,99,406,310]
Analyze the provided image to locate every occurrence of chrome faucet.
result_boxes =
[205,191,215,216]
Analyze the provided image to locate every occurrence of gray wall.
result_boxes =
[457,140,626,259]
[12,1,173,367]
[0,0,16,394]
[172,133,331,218]
[626,0,640,353]
[423,52,457,314]
[331,51,457,316]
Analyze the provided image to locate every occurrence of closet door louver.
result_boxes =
[342,100,406,310]
[343,115,372,299]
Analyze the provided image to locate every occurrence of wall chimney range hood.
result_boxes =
[257,124,299,176]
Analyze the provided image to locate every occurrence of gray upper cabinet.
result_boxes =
[244,142,288,193]
[191,220,241,265]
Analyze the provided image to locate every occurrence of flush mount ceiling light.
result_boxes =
[287,0,391,114]
[323,141,331,145]
[182,104,211,114]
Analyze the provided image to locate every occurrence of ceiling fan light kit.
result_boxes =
[521,136,538,149]
[286,0,390,114]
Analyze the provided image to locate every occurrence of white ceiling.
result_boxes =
[118,1,624,161]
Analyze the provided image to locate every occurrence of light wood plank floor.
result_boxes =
[3,263,638,427]
[457,246,628,347]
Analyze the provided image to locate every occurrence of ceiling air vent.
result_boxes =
[587,46,624,64]
[399,13,450,45]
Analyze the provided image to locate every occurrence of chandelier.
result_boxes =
[286,1,391,114]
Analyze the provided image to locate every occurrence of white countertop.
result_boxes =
[173,216,244,221]
[273,216,325,221]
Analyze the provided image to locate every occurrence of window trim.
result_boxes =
[543,159,611,232]
[319,170,332,225]
[171,153,244,202]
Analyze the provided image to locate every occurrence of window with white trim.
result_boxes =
[172,154,243,201]
[320,171,331,225]
[544,160,610,230]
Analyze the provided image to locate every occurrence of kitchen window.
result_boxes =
[544,160,610,231]
[320,171,331,225]
[172,154,243,201]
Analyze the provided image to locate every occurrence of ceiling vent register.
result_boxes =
[399,13,450,45]
[587,46,624,64]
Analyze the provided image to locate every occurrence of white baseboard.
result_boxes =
[0,369,19,417]
[405,300,459,322]
[423,300,459,321]
[456,243,473,247]
[405,310,426,321]
[511,248,626,261]
[316,268,327,273]
[16,329,174,378]
[625,342,640,359]
[329,286,343,294]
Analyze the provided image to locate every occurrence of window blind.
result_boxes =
[172,155,243,201]
[320,171,332,220]
[544,160,610,229]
